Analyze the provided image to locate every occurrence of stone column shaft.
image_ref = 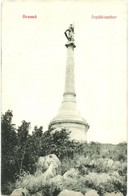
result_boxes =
[63,43,76,103]
[64,45,75,94]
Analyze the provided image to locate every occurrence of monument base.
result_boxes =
[49,117,89,141]
[50,122,87,141]
[49,94,89,141]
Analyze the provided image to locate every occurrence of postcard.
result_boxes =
[1,0,127,195]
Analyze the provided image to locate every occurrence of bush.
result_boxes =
[1,181,16,195]
[63,175,88,194]
[15,171,63,195]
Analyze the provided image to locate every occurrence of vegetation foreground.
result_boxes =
[1,110,127,195]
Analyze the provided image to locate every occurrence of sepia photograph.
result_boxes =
[1,0,127,195]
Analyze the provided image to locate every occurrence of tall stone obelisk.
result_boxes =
[49,24,89,141]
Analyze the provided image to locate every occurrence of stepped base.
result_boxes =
[49,104,89,141]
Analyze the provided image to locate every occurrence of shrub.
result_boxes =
[63,175,88,194]
[1,181,16,195]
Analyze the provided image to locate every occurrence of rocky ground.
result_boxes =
[10,154,124,196]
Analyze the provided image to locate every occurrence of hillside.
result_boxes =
[1,110,127,196]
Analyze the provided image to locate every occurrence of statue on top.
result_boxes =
[64,24,74,42]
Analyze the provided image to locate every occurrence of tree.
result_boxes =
[24,126,44,173]
[1,110,17,186]
[41,128,71,160]
[15,120,31,174]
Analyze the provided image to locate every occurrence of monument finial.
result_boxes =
[64,24,75,42]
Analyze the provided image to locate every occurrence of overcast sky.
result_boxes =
[2,0,127,144]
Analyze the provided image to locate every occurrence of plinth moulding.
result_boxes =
[49,24,89,141]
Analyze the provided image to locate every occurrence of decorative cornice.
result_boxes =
[63,92,76,96]
[49,119,90,129]
[65,41,76,48]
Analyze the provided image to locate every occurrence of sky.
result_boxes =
[2,0,127,144]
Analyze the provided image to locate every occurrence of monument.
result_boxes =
[49,24,89,141]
